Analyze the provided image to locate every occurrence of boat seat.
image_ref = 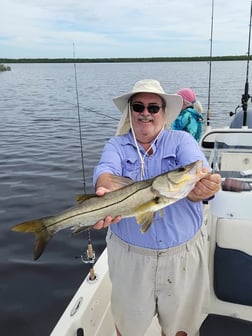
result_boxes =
[216,218,252,256]
[213,217,252,307]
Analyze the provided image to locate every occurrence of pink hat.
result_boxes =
[177,88,196,104]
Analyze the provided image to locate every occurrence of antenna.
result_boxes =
[206,0,214,128]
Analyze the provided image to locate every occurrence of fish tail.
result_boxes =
[12,217,54,260]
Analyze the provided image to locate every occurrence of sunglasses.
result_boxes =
[131,103,163,114]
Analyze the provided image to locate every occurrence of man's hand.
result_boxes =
[93,186,122,229]
[188,170,222,202]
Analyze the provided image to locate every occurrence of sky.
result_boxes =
[1,0,252,59]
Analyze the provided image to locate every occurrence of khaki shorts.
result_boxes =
[106,226,209,336]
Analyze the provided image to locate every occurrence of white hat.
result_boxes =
[113,79,183,134]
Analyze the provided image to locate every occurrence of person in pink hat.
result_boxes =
[170,88,204,142]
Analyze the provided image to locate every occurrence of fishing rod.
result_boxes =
[73,43,96,281]
[206,0,214,128]
[230,0,252,125]
[241,0,252,126]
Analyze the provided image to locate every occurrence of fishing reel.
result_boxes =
[80,249,96,264]
[75,244,97,282]
[229,98,252,117]
[74,243,96,264]
[77,242,96,264]
[229,105,241,117]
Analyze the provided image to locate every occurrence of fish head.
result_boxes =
[168,160,206,183]
[153,160,209,198]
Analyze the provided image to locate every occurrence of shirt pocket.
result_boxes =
[161,154,178,173]
[122,157,141,180]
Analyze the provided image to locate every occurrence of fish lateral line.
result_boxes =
[49,183,154,225]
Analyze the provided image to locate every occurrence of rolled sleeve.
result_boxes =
[93,139,123,185]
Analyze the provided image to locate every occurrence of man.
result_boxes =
[93,79,221,336]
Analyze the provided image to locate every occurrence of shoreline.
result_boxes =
[0,55,251,64]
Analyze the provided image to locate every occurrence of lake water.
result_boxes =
[0,61,251,335]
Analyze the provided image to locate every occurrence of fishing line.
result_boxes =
[73,43,96,281]
[73,44,87,193]
[58,98,119,121]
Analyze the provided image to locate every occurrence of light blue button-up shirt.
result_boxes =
[93,129,209,249]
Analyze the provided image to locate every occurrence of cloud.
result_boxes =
[0,0,251,58]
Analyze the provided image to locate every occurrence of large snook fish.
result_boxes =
[12,160,209,260]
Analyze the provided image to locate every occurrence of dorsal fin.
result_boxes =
[75,194,97,204]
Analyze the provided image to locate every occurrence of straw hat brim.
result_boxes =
[113,92,183,126]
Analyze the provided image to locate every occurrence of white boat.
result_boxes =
[50,126,252,336]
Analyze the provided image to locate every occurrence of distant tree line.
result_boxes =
[0,55,251,64]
